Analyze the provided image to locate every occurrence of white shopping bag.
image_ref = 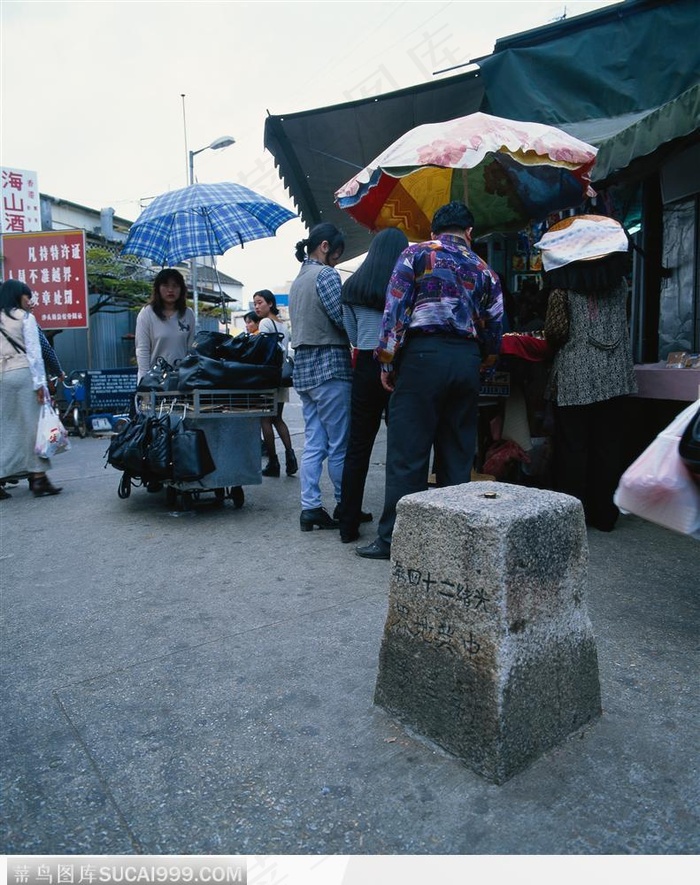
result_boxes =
[35,402,71,459]
[614,399,700,539]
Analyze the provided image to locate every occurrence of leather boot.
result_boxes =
[262,456,281,477]
[31,475,62,497]
[285,449,298,476]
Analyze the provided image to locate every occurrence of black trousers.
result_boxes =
[338,350,391,533]
[377,335,482,545]
[554,396,626,531]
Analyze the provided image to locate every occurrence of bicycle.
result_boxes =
[52,370,88,438]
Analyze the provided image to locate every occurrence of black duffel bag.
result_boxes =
[217,332,283,367]
[191,330,233,359]
[175,352,282,390]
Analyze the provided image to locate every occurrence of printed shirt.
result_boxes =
[375,234,504,366]
[292,260,352,391]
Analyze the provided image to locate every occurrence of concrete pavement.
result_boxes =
[1,395,698,854]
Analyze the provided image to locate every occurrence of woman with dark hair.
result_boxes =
[336,227,409,543]
[537,214,637,531]
[253,289,298,477]
[135,268,194,382]
[294,224,345,266]
[289,223,352,531]
[0,279,62,498]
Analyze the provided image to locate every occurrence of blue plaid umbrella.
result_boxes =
[122,181,298,265]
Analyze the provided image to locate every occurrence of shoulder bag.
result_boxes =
[544,288,570,350]
[106,410,154,478]
[270,319,294,387]
[170,413,216,482]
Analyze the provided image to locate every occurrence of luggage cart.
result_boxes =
[135,388,277,510]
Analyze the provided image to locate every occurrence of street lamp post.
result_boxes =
[188,135,235,329]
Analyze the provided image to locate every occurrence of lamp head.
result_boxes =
[209,135,236,151]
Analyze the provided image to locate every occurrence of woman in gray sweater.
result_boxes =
[135,269,194,382]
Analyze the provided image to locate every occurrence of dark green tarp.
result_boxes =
[590,84,700,184]
[479,0,700,125]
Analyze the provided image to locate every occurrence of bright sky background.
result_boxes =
[1,0,619,302]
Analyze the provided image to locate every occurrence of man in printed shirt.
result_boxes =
[356,201,503,560]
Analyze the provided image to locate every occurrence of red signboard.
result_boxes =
[1,230,89,330]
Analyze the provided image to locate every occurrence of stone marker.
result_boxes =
[374,481,601,784]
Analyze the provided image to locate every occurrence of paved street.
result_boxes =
[1,397,698,855]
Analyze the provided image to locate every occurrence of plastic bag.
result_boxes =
[614,399,700,539]
[35,401,71,459]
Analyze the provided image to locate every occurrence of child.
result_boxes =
[244,311,260,334]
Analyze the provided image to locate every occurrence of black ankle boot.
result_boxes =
[32,475,62,497]
[285,449,298,476]
[262,457,280,477]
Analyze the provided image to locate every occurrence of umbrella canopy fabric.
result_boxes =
[334,112,598,241]
[122,182,298,265]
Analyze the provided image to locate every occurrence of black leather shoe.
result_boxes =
[356,538,391,560]
[300,507,339,532]
[333,504,372,522]
[339,528,360,544]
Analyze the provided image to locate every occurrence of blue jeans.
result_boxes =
[298,379,351,511]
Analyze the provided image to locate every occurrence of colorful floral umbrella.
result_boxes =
[334,112,597,241]
[122,181,297,266]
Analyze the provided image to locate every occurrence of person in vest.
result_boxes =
[288,223,352,531]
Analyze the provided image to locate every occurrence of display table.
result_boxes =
[633,363,700,402]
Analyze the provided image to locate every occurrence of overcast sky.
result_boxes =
[1,0,618,299]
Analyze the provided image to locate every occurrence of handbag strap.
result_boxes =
[0,324,26,353]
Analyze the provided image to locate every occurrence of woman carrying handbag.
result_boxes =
[537,215,637,532]
[0,280,62,499]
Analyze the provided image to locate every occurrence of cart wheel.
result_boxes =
[229,486,245,509]
[214,487,226,504]
[118,473,131,499]
[181,491,194,511]
[165,486,178,508]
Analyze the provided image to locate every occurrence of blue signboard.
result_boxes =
[86,367,138,412]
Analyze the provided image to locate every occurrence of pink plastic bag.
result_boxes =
[614,399,700,539]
